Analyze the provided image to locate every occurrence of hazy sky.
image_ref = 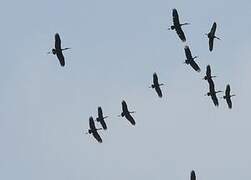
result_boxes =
[0,0,251,180]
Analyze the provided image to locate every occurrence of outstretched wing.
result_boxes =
[184,46,193,59]
[56,51,65,66]
[172,9,180,26]
[92,131,102,143]
[89,117,96,130]
[210,22,217,35]
[125,113,136,125]
[209,37,214,51]
[225,84,230,97]
[208,79,215,93]
[206,65,211,77]
[155,86,163,98]
[98,107,103,118]
[191,171,196,180]
[190,60,201,72]
[153,73,159,85]
[175,27,186,42]
[226,98,232,109]
[100,119,107,130]
[172,9,186,42]
[122,100,128,112]
[55,33,61,50]
[211,93,219,106]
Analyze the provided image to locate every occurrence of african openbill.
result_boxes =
[191,170,196,180]
[120,100,136,126]
[48,33,70,66]
[205,22,220,51]
[223,84,235,109]
[96,107,108,130]
[87,116,102,143]
[184,46,201,72]
[169,8,189,42]
[203,65,216,81]
[206,79,222,106]
[150,73,164,98]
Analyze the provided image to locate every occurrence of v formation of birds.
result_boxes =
[48,9,235,144]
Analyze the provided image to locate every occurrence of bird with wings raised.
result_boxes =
[120,100,136,126]
[150,73,164,98]
[206,78,222,106]
[223,84,235,109]
[205,22,220,51]
[96,107,108,130]
[184,46,201,72]
[169,9,190,42]
[87,117,103,143]
[48,33,70,66]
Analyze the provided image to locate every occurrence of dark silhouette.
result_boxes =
[120,100,136,126]
[87,116,102,143]
[205,22,220,51]
[206,79,222,106]
[184,46,201,72]
[169,9,189,42]
[48,33,70,66]
[204,65,216,81]
[96,107,108,130]
[223,84,235,109]
[150,73,164,98]
[191,170,196,180]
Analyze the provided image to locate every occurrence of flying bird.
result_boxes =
[150,73,164,98]
[184,46,201,72]
[191,170,196,180]
[205,22,220,51]
[48,33,70,66]
[87,116,102,143]
[96,107,108,130]
[119,100,136,126]
[169,8,189,42]
[203,65,216,81]
[206,79,222,106]
[223,84,235,109]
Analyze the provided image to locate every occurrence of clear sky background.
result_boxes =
[0,0,251,180]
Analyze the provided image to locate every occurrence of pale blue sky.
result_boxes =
[0,0,251,180]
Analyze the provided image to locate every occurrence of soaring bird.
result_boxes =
[191,170,196,180]
[87,117,102,143]
[184,46,201,72]
[206,79,222,106]
[120,100,136,126]
[223,84,235,109]
[169,8,189,42]
[205,22,220,51]
[203,65,216,81]
[96,107,108,130]
[150,73,164,98]
[49,33,70,66]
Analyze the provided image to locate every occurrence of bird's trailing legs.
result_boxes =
[180,22,190,26]
[85,128,102,134]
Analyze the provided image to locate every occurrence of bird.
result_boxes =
[205,22,220,51]
[87,116,103,143]
[96,107,108,130]
[191,170,196,180]
[206,78,222,106]
[169,8,189,42]
[223,84,235,109]
[119,100,136,126]
[184,46,201,72]
[203,65,216,81]
[48,33,70,66]
[150,73,164,98]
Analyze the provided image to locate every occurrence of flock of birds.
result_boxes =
[48,9,235,143]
